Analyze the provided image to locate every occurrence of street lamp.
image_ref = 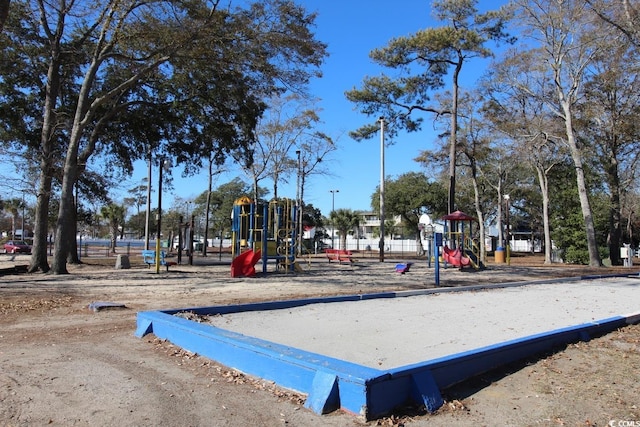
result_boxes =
[329,189,339,249]
[504,194,510,265]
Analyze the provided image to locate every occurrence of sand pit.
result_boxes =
[200,277,640,369]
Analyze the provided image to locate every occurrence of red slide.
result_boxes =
[443,245,471,267]
[231,249,262,278]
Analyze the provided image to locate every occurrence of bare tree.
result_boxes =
[482,49,570,264]
[586,0,640,47]
[579,33,640,264]
[294,131,337,253]
[514,0,610,266]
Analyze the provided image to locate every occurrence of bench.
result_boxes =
[141,250,177,271]
[325,249,353,263]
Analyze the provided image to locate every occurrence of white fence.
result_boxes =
[323,237,421,254]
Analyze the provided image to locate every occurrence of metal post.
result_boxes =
[155,158,164,273]
[329,189,339,249]
[177,215,183,265]
[189,214,194,265]
[379,117,385,262]
[435,232,442,286]
[21,192,25,241]
[504,194,511,265]
[145,152,152,251]
[75,182,81,261]
[426,224,434,268]
[296,150,302,255]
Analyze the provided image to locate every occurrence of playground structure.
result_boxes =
[442,210,482,269]
[230,196,302,277]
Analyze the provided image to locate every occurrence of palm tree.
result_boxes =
[329,209,360,251]
[3,198,24,239]
[100,204,125,253]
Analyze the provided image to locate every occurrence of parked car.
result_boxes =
[3,240,32,254]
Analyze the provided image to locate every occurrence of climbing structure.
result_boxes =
[441,210,483,269]
[231,197,301,276]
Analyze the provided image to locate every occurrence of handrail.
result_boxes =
[463,234,482,269]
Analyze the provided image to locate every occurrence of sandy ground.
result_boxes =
[1,252,640,426]
[202,278,640,369]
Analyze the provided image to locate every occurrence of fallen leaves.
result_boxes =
[0,296,74,314]
[150,337,306,406]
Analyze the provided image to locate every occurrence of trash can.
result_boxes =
[194,242,203,251]
[494,246,505,263]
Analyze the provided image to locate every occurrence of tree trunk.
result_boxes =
[272,171,279,200]
[535,165,553,264]
[606,152,622,265]
[447,75,458,214]
[53,47,98,273]
[496,183,504,249]
[203,162,213,257]
[448,58,462,214]
[28,171,52,273]
[563,105,601,267]
[52,159,75,274]
[298,173,307,255]
[608,199,622,265]
[0,0,9,34]
[66,192,80,264]
[471,169,486,265]
[110,221,118,253]
[29,48,63,274]
[465,157,486,264]
[66,222,80,264]
[52,121,84,273]
[252,175,259,204]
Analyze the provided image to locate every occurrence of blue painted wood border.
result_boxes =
[135,276,640,420]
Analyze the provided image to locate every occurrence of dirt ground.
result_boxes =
[1,252,639,427]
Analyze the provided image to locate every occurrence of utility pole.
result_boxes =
[379,117,385,262]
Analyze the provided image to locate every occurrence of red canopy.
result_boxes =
[442,210,477,221]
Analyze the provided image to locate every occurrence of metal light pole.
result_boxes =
[329,189,339,249]
[296,150,302,255]
[504,194,510,265]
[21,192,25,241]
[379,117,385,262]
[185,200,193,260]
[75,181,81,261]
[155,158,169,273]
[145,151,152,250]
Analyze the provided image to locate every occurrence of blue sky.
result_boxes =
[123,0,503,218]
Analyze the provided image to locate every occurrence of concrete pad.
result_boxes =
[88,301,127,312]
